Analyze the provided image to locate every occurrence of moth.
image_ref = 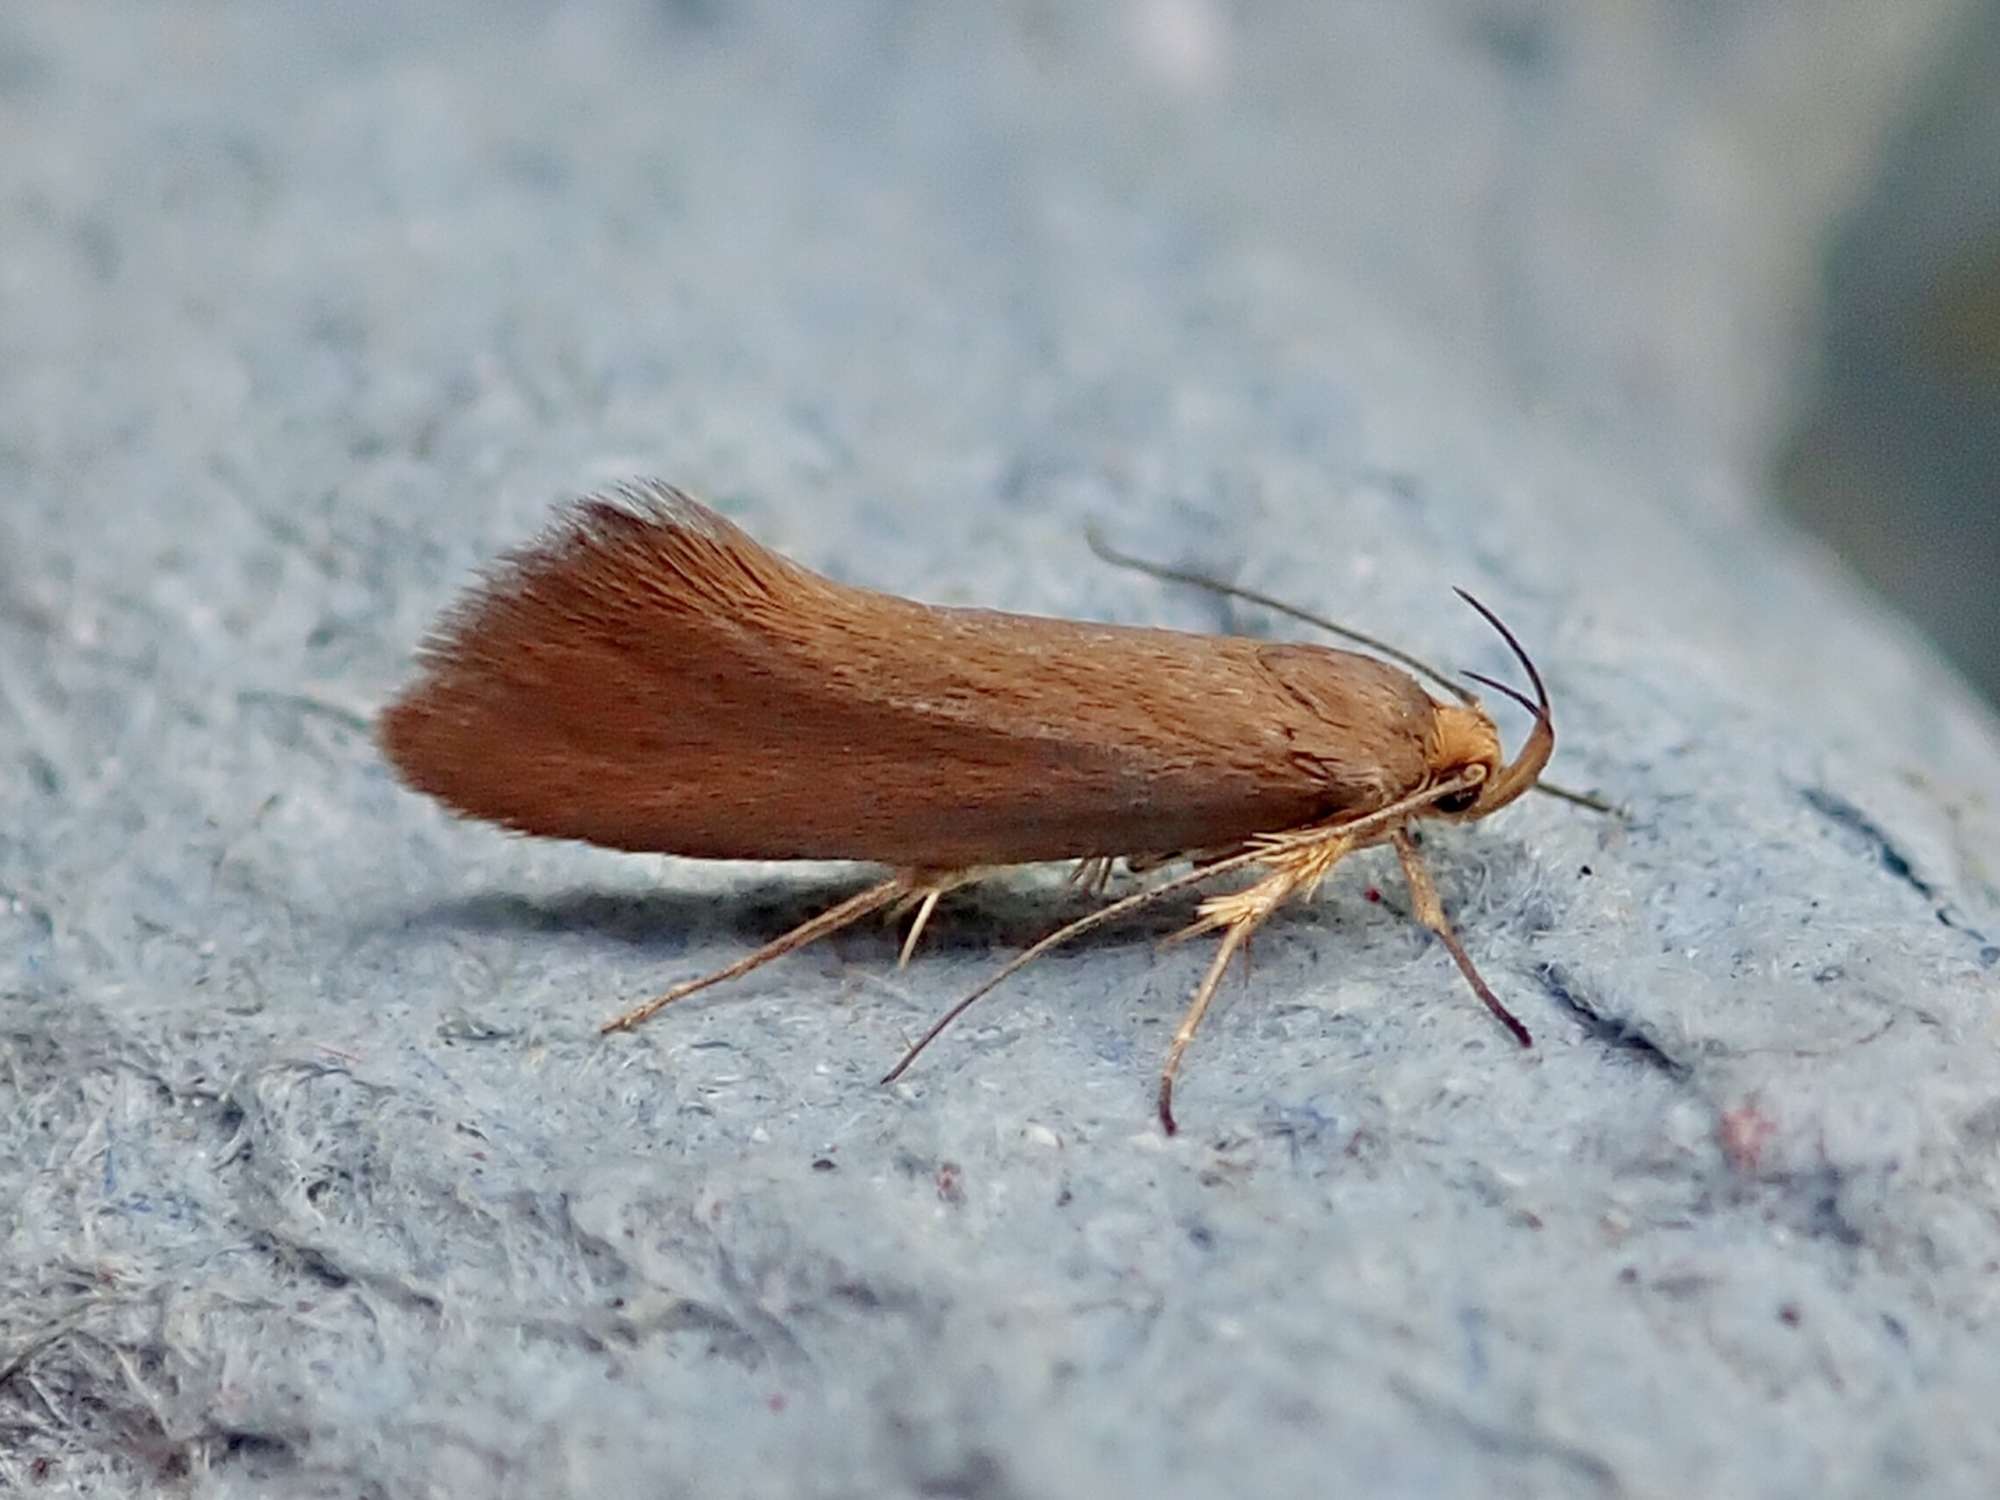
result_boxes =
[380,481,1578,1131]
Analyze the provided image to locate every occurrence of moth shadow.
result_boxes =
[398,870,1212,962]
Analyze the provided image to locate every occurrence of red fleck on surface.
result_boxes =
[1718,1101,1778,1172]
[1363,887,1383,904]
[936,1161,965,1205]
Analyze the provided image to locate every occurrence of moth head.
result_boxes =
[1425,590,1554,821]
[1427,703,1502,816]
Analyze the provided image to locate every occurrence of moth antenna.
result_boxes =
[1452,590,1549,715]
[1467,647,1616,814]
[1463,669,1540,719]
[1452,589,1553,813]
[1086,527,1476,705]
[1532,781,1622,816]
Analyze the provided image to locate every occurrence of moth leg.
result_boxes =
[880,847,1281,1087]
[1165,833,1354,946]
[1154,843,1331,1132]
[601,872,914,1034]
[1388,827,1532,1047]
[887,869,984,968]
[1066,856,1117,895]
[1158,910,1260,1135]
[895,889,945,967]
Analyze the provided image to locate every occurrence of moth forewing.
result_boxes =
[380,481,1560,1132]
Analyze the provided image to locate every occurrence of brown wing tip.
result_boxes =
[399,479,757,665]
[567,479,734,542]
[468,480,737,602]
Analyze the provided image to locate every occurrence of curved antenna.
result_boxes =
[1532,780,1620,815]
[1463,669,1539,719]
[1469,669,1617,814]
[1086,527,1476,705]
[1453,589,1548,713]
[1452,588,1553,811]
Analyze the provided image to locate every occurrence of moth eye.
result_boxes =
[1435,786,1479,814]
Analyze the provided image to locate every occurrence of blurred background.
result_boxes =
[1774,0,2000,710]
[1058,0,2000,711]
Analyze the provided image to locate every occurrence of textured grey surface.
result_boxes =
[5,3,2000,1497]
